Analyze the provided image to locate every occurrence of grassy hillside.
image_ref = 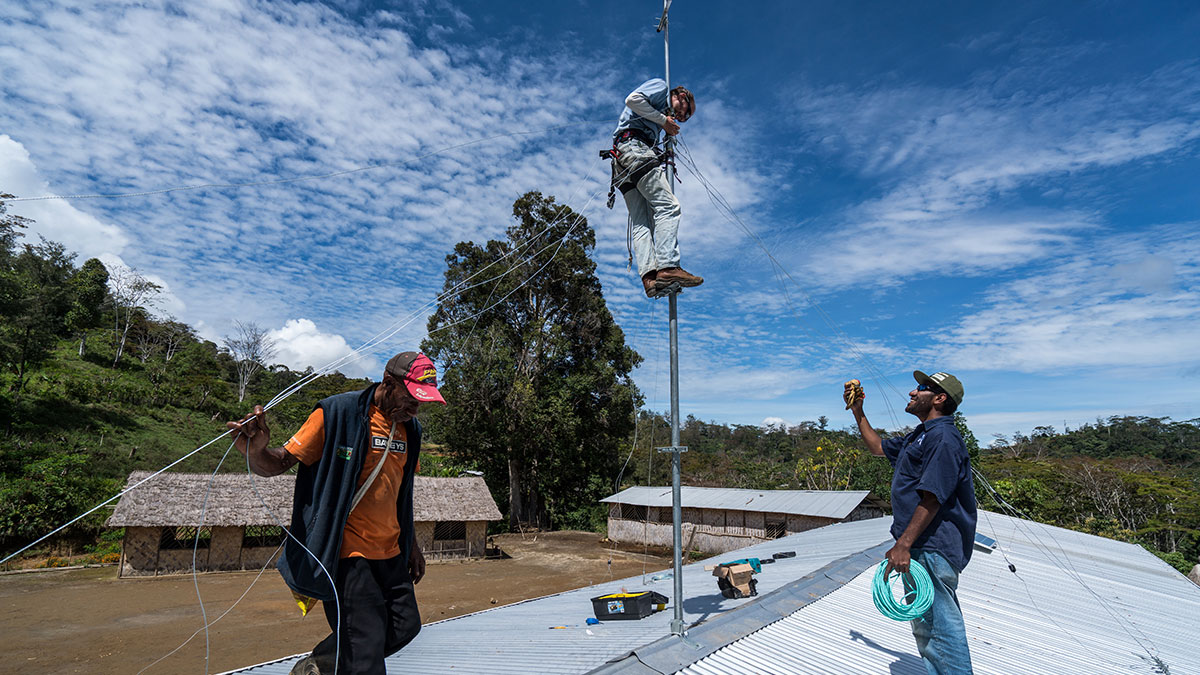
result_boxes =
[0,332,369,558]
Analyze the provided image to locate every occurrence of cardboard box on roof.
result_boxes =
[712,562,756,598]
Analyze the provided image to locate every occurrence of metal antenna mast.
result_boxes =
[655,0,688,638]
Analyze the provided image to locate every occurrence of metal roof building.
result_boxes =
[225,511,1200,674]
[601,486,880,520]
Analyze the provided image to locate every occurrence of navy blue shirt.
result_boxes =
[882,415,977,572]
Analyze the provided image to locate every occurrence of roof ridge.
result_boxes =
[587,538,893,674]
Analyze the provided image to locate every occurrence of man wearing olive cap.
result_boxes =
[845,371,977,675]
[228,352,446,675]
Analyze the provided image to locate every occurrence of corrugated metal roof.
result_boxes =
[222,512,1200,675]
[600,486,872,519]
[222,518,893,675]
[676,511,1200,675]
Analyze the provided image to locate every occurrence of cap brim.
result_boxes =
[406,382,446,404]
[913,370,934,387]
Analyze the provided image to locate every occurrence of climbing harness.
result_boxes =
[601,129,682,271]
[872,559,934,621]
[603,129,663,208]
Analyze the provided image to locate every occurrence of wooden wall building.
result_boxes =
[601,486,888,555]
[412,476,502,561]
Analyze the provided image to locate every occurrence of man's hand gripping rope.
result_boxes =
[844,379,865,411]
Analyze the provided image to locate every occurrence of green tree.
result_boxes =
[170,339,227,411]
[954,411,990,503]
[0,194,32,318]
[793,438,861,490]
[223,320,276,402]
[106,263,160,366]
[65,258,109,357]
[1,238,76,398]
[0,451,120,551]
[423,191,641,529]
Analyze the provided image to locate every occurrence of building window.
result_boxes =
[621,504,648,522]
[434,521,467,541]
[243,525,284,548]
[160,526,211,550]
[764,519,786,539]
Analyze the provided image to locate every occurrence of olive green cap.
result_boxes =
[913,370,964,404]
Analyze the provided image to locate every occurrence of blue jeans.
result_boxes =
[906,549,973,675]
[616,138,681,277]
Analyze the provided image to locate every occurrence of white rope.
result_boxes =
[191,442,235,674]
[138,539,285,673]
[674,137,906,429]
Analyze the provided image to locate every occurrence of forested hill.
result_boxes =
[616,411,1200,573]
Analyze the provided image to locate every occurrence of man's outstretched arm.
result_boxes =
[846,381,883,456]
[226,405,298,477]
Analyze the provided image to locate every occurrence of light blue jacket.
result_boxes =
[613,78,670,142]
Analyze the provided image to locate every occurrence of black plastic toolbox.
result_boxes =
[590,591,669,620]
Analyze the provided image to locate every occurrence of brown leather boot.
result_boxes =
[642,271,659,298]
[656,266,703,288]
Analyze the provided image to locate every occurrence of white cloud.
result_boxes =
[0,1,645,370]
[3,1,1197,434]
[0,135,130,260]
[267,318,370,377]
[760,417,789,431]
[782,61,1200,288]
[931,224,1200,373]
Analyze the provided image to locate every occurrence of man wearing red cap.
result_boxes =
[229,352,446,675]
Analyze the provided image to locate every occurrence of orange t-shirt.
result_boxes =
[284,406,412,560]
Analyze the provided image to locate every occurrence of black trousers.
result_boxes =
[310,555,421,675]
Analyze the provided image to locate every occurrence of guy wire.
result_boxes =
[191,442,235,674]
[139,540,285,673]
[972,467,1164,664]
[674,137,906,430]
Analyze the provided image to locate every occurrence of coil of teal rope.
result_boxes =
[872,559,934,621]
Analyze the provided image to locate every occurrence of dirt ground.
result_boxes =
[0,531,670,674]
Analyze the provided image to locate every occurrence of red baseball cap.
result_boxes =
[385,352,446,404]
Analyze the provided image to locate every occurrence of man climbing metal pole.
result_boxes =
[609,77,703,298]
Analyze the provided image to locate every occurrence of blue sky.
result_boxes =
[1,0,1198,444]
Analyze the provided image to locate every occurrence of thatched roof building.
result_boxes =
[106,471,503,576]
[107,472,502,527]
[414,476,503,522]
[106,470,294,528]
